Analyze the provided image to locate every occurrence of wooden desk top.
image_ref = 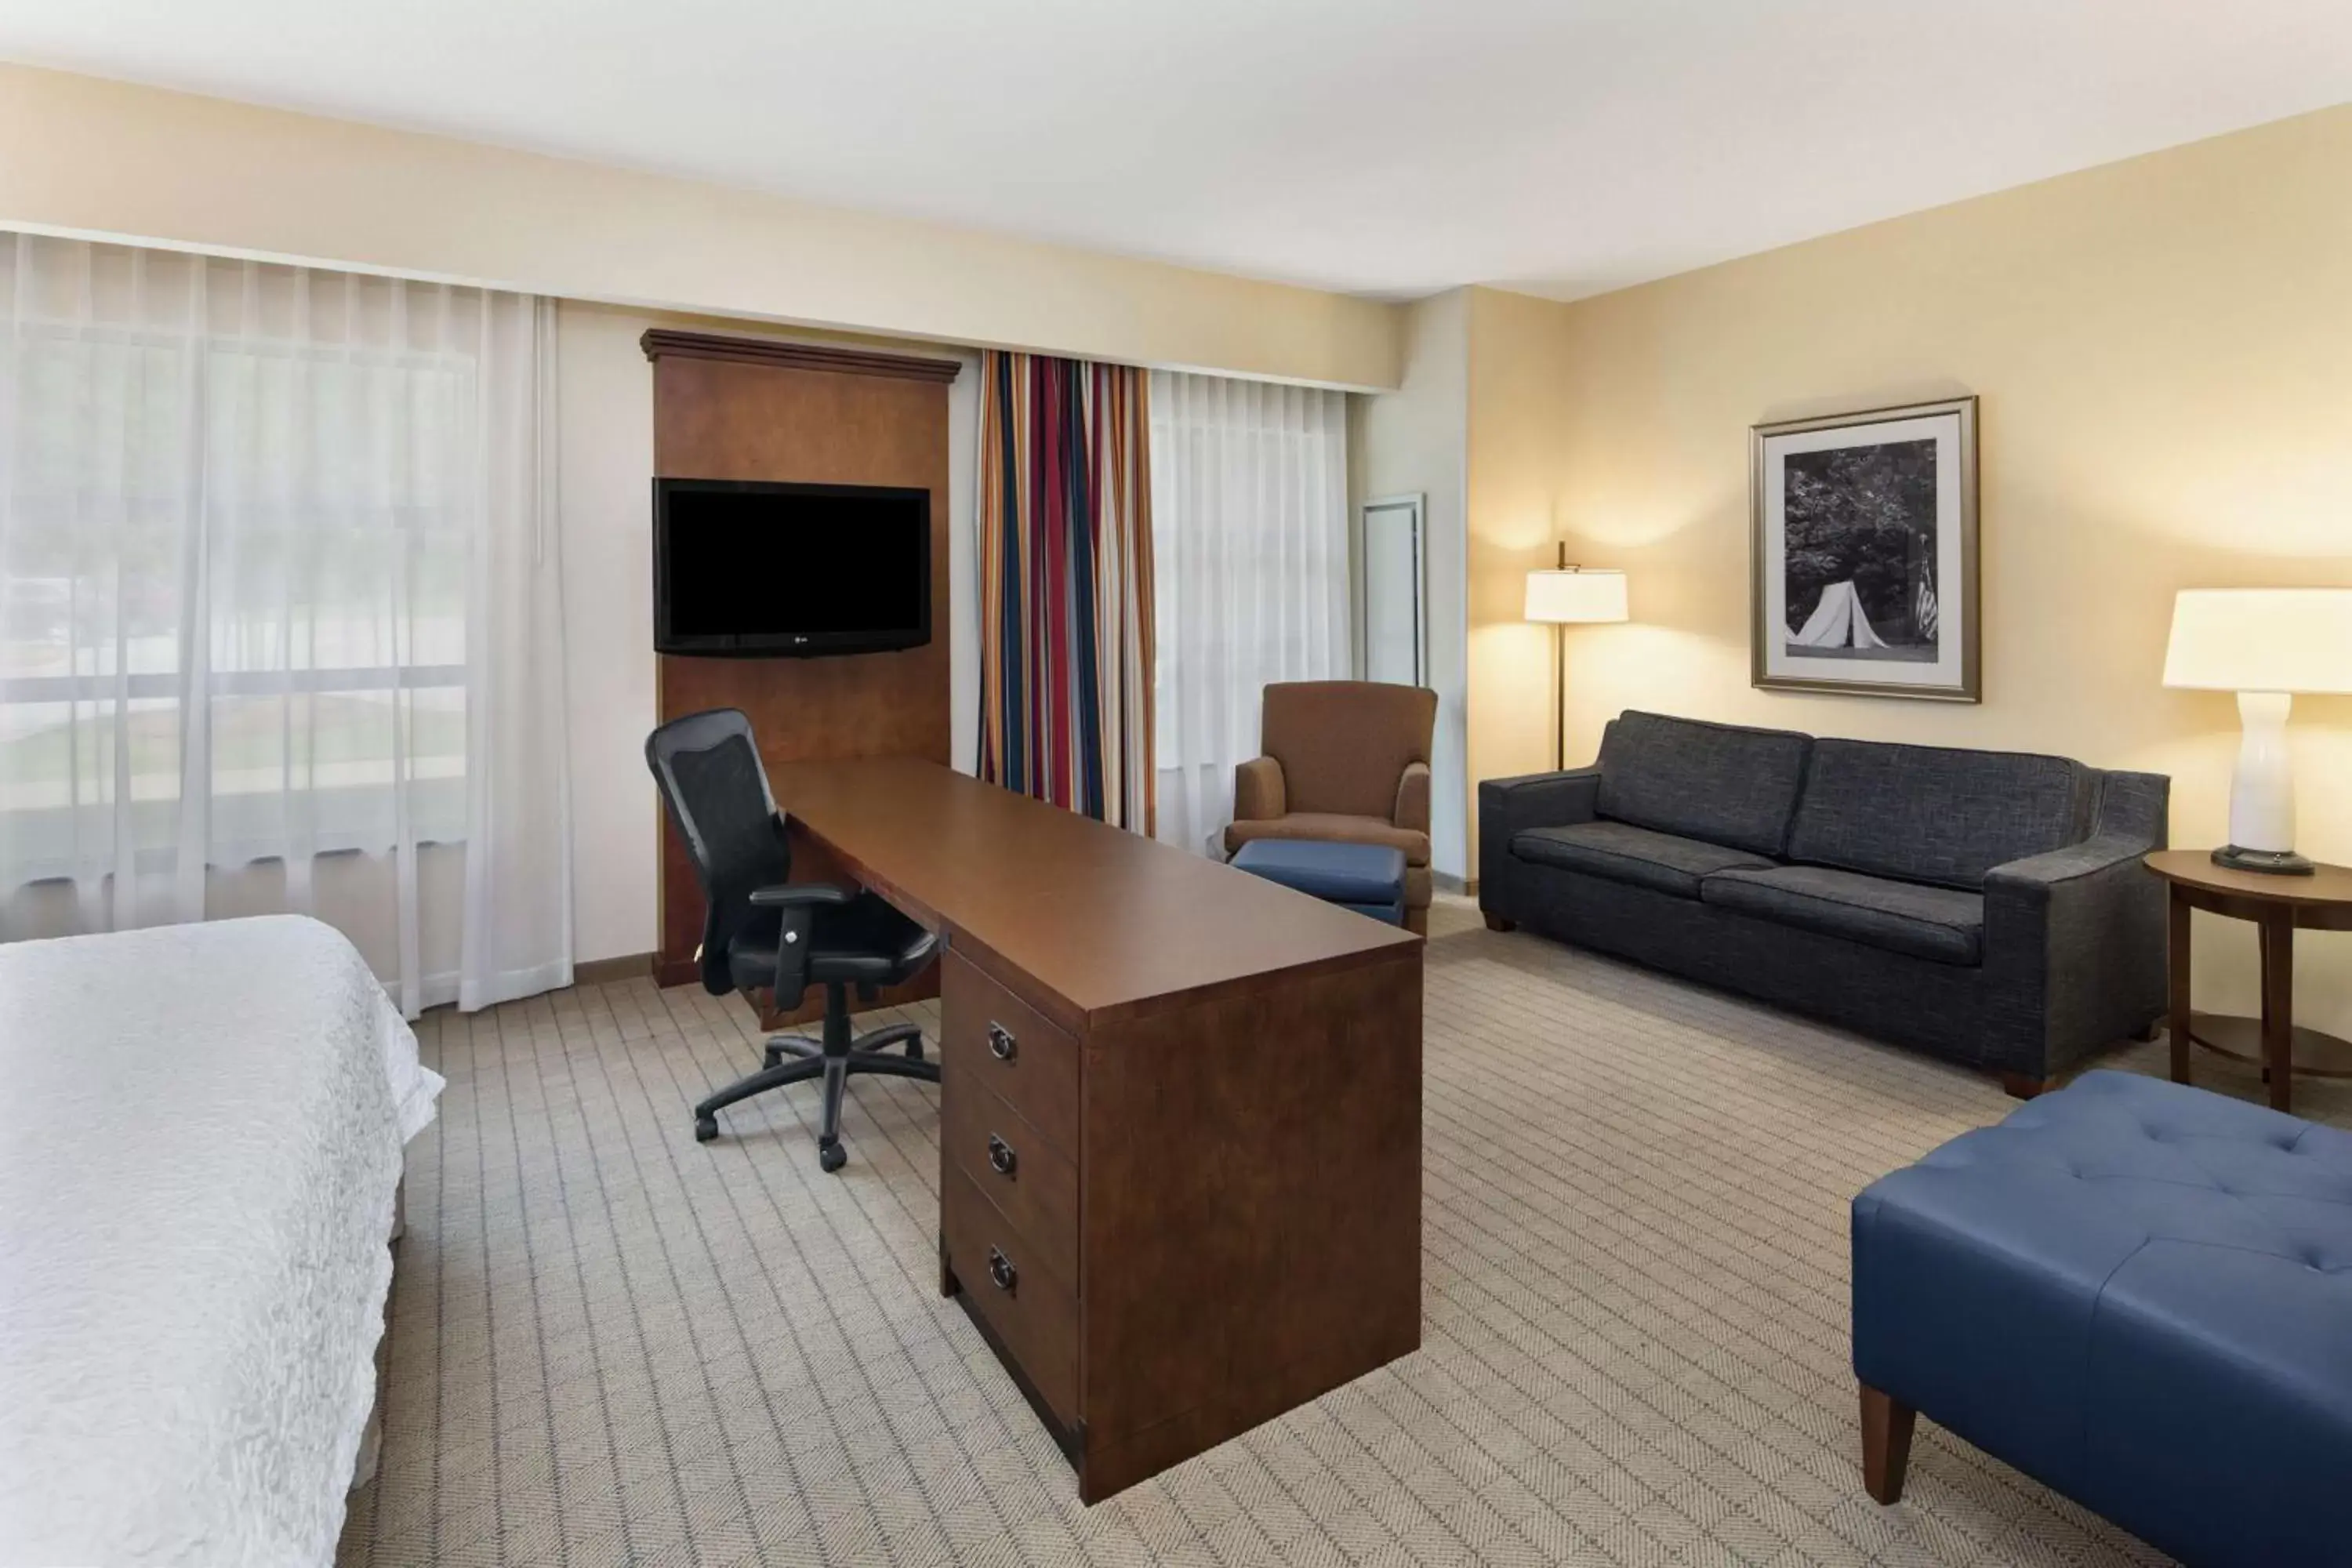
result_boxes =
[2144,849,2352,910]
[768,757,1421,1029]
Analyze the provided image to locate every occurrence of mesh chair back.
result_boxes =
[645,708,789,994]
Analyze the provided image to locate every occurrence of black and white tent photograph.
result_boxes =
[1751,397,1980,701]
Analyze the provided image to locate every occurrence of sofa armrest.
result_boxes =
[1477,767,1602,922]
[1480,768,1602,838]
[1983,827,2168,1077]
[1234,755,1286,823]
[1393,761,1431,837]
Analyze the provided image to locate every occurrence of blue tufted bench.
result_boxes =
[1852,1070,2352,1565]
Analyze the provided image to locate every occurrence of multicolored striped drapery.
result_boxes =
[976,351,1155,832]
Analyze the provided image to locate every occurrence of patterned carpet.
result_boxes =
[337,902,2348,1567]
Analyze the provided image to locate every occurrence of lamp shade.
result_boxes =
[2161,588,2352,694]
[1525,568,1628,625]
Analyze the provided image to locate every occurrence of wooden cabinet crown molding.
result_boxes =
[638,328,962,383]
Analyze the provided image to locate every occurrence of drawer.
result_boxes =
[943,1073,1079,1287]
[944,1163,1079,1425]
[941,949,1080,1156]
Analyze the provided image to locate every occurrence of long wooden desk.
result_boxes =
[767,757,1424,1502]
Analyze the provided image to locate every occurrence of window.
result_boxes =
[1148,371,1350,856]
[2,239,476,896]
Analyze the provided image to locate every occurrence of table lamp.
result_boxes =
[1525,544,1629,771]
[2161,587,2352,875]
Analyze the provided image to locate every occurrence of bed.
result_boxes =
[0,914,442,1567]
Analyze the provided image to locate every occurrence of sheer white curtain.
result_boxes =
[1148,371,1350,857]
[0,233,571,1014]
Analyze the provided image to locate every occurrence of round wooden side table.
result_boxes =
[2143,849,2352,1113]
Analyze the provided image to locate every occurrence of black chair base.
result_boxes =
[692,982,940,1171]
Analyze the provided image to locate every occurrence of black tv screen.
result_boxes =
[654,478,931,657]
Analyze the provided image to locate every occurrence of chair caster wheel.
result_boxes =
[694,1116,718,1143]
[818,1140,847,1174]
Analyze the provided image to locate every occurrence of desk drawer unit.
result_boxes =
[942,1163,1080,1425]
[942,1068,1079,1281]
[940,950,1080,1153]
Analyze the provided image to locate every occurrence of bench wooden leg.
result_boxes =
[1482,913,1515,933]
[1860,1383,1915,1504]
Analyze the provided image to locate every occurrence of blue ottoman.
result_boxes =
[1853,1070,2352,1566]
[1229,838,1408,925]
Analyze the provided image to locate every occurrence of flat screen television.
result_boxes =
[653,477,931,657]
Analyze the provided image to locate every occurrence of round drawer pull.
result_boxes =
[986,1245,1017,1293]
[986,1133,1017,1176]
[987,1022,1018,1062]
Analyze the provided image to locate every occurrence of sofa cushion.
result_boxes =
[1225,812,1429,866]
[1786,739,2091,891]
[1595,711,1813,857]
[1852,1072,2352,1567]
[1701,865,1984,966]
[1512,822,1774,899]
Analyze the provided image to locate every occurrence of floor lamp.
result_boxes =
[1524,545,1629,771]
[2161,587,2352,874]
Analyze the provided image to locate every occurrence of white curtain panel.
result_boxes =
[0,234,571,1014]
[1148,370,1350,858]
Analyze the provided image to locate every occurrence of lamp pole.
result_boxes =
[1552,541,1568,772]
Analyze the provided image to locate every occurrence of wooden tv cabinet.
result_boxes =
[766,758,1423,1501]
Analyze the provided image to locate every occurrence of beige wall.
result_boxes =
[1472,103,2352,1036]
[1465,287,1577,848]
[1356,291,1472,879]
[0,64,1399,390]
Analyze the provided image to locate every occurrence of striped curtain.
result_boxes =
[976,351,1155,831]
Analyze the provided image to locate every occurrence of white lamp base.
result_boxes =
[2215,691,2315,876]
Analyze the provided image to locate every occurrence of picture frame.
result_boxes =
[1750,396,1979,702]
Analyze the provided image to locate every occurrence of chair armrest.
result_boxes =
[749,883,854,908]
[1393,761,1431,837]
[1982,832,2167,1076]
[1234,755,1286,823]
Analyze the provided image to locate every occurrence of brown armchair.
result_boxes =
[1223,681,1439,932]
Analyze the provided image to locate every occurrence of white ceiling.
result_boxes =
[5,0,2352,301]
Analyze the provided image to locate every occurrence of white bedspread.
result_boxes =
[0,915,442,1568]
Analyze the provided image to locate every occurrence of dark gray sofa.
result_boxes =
[1478,711,2169,1094]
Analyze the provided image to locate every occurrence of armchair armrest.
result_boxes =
[1983,830,2168,1078]
[1476,767,1603,924]
[749,883,854,908]
[1393,761,1431,837]
[1234,755,1286,824]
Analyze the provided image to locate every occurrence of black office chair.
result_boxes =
[646,708,940,1172]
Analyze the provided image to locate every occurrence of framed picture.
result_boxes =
[1751,396,1979,702]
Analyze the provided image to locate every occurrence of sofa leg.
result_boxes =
[2129,1018,2163,1044]
[1482,913,1516,933]
[1998,1072,2054,1100]
[1404,907,1429,936]
[1860,1383,1915,1504]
